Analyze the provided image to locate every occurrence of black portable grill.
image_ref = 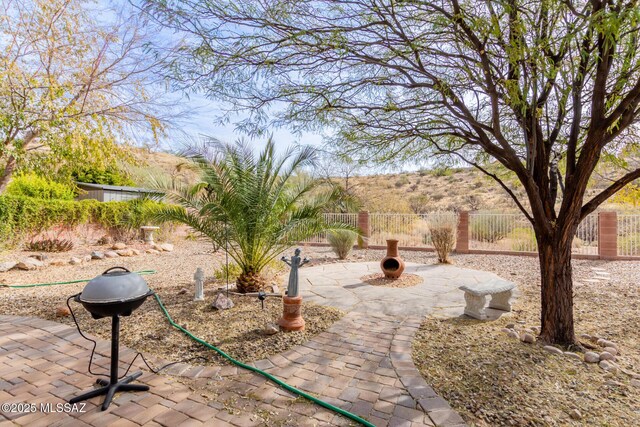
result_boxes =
[69,267,154,410]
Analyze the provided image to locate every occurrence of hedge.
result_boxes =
[0,195,165,245]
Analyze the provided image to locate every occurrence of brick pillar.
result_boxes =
[357,211,370,249]
[456,211,469,253]
[598,211,618,259]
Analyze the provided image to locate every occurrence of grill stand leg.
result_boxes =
[69,315,149,411]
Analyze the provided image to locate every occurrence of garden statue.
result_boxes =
[278,248,310,331]
[194,267,205,301]
[281,248,310,298]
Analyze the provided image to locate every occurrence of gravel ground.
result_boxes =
[0,240,344,365]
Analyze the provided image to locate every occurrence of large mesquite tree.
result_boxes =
[144,0,640,346]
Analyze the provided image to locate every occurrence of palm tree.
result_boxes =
[151,139,355,293]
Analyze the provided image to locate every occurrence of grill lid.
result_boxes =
[79,267,150,304]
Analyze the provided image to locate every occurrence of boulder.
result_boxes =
[116,249,134,257]
[212,293,234,310]
[69,257,82,265]
[131,249,141,256]
[159,243,174,252]
[0,261,17,272]
[564,352,582,361]
[507,330,520,340]
[105,251,119,258]
[568,409,582,421]
[56,306,71,317]
[596,338,618,349]
[599,351,616,362]
[521,333,535,344]
[603,346,618,356]
[263,323,279,335]
[112,242,127,250]
[599,360,618,373]
[91,251,105,260]
[543,345,563,355]
[584,352,600,363]
[17,258,44,270]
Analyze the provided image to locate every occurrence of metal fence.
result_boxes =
[618,214,640,256]
[303,213,359,243]
[367,212,458,248]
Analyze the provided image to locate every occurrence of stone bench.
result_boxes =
[459,280,515,320]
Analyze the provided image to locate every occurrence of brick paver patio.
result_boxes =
[0,262,506,426]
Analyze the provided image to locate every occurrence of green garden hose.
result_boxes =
[3,273,375,426]
[0,270,157,288]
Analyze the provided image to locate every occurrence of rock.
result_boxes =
[564,352,582,361]
[212,293,234,310]
[631,379,640,388]
[69,257,82,265]
[530,326,540,334]
[146,249,161,255]
[263,323,279,335]
[55,306,71,317]
[543,345,563,355]
[49,259,67,266]
[604,380,624,387]
[0,261,17,272]
[17,258,44,270]
[579,333,592,341]
[596,338,618,349]
[159,243,174,252]
[568,409,582,420]
[584,352,600,363]
[270,284,280,294]
[507,331,520,340]
[599,360,618,373]
[506,323,515,329]
[599,351,616,362]
[105,251,119,258]
[116,249,134,257]
[521,333,535,344]
[31,253,48,262]
[83,255,92,263]
[500,328,511,334]
[112,242,127,250]
[178,288,188,295]
[91,251,105,260]
[603,346,618,356]
[131,249,141,256]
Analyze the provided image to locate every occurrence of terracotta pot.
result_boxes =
[380,239,405,279]
[278,295,305,331]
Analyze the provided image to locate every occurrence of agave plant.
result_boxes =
[151,139,355,293]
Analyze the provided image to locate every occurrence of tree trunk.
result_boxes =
[537,232,576,346]
[0,155,17,194]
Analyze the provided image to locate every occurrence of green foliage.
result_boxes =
[394,175,410,187]
[431,167,453,177]
[213,262,242,283]
[327,230,358,259]
[6,174,75,200]
[72,166,135,186]
[470,215,514,243]
[150,139,356,292]
[0,195,164,246]
[26,238,73,252]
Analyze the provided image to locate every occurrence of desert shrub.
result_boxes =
[470,215,514,243]
[431,167,452,177]
[394,175,410,188]
[6,173,75,200]
[508,227,537,252]
[25,238,73,252]
[213,262,242,283]
[327,229,358,259]
[428,213,457,263]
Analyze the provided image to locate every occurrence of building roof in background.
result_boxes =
[76,182,162,194]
